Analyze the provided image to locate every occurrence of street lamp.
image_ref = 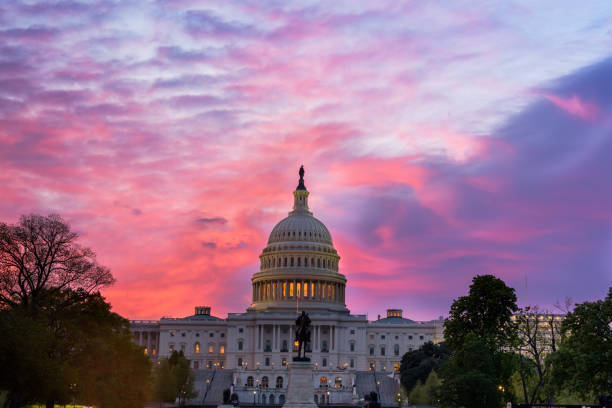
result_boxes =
[253,390,257,405]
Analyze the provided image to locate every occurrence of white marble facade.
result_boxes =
[131,169,444,404]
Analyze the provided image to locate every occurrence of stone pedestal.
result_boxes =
[282,361,317,408]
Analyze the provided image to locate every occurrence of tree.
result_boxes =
[444,274,518,352]
[439,275,518,408]
[0,214,114,309]
[550,288,612,399]
[153,351,198,406]
[0,288,152,408]
[399,341,450,392]
[408,370,441,406]
[438,334,508,408]
[512,306,563,405]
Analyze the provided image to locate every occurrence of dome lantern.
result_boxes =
[291,165,312,216]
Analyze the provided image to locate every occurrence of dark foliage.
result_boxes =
[399,341,451,392]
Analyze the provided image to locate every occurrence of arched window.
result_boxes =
[279,395,285,404]
[349,341,355,352]
[311,257,314,266]
[284,257,287,267]
[314,395,319,404]
[269,395,275,404]
[350,359,354,368]
[194,342,200,354]
[220,344,225,354]
[262,376,269,388]
[247,376,254,387]
[262,395,266,404]
[317,258,321,268]
[290,257,294,267]
[238,340,243,351]
[276,376,283,388]
[305,257,308,267]
[394,344,400,356]
[297,257,301,266]
[209,343,214,353]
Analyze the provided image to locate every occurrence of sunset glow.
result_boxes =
[1,1,611,320]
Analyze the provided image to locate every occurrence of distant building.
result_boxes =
[131,169,444,405]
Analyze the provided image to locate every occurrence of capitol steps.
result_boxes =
[354,371,400,406]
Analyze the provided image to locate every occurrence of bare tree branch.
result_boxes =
[0,214,115,309]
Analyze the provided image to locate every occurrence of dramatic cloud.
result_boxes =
[0,1,610,320]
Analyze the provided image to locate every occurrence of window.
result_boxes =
[408,335,413,340]
[394,363,399,371]
[221,333,225,338]
[350,329,355,335]
[276,376,284,388]
[380,346,385,356]
[381,335,385,340]
[322,340,328,352]
[144,347,148,355]
[169,344,174,352]
[291,257,294,266]
[322,358,327,367]
[265,357,270,366]
[370,334,374,340]
[282,358,287,366]
[196,333,200,337]
[349,342,355,352]
[170,331,175,337]
[335,377,342,388]
[238,341,243,351]
[194,342,200,354]
[210,333,214,338]
[394,344,399,356]
[350,359,354,368]
[239,328,244,333]
[247,376,254,387]
[420,335,424,340]
[180,344,186,352]
[265,339,271,352]
[220,345,225,354]
[182,332,186,337]
[395,335,398,340]
[279,395,285,404]
[262,376,269,388]
[238,358,243,367]
[369,347,374,356]
[320,376,327,387]
[194,361,199,369]
[209,344,214,353]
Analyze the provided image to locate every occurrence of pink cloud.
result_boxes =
[543,92,600,122]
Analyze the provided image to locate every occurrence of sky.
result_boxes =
[1,1,611,321]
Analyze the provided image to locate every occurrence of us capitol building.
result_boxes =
[131,168,444,406]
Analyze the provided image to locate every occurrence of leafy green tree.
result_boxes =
[550,288,612,399]
[408,370,441,405]
[0,288,152,408]
[444,274,518,351]
[0,213,150,408]
[399,341,450,392]
[438,334,508,408]
[439,275,518,408]
[154,351,198,406]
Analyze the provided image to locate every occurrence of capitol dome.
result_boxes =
[250,166,347,312]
